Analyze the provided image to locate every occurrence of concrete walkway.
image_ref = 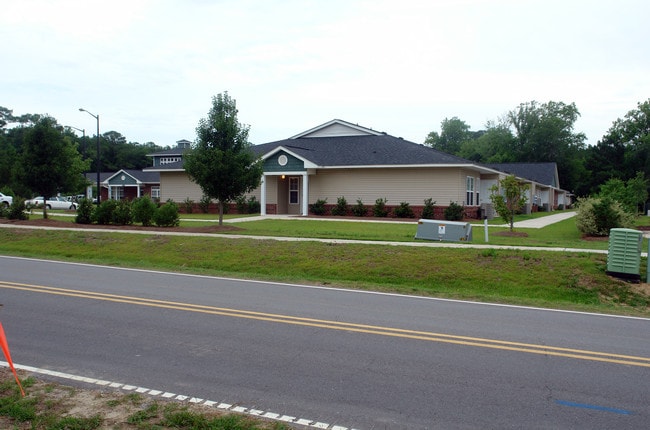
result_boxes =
[221,211,577,229]
[2,211,599,254]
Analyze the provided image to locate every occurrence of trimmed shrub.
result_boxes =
[93,200,118,225]
[235,195,247,214]
[352,199,367,217]
[6,198,28,221]
[421,198,435,219]
[575,197,634,236]
[331,196,348,216]
[199,195,211,213]
[112,200,133,225]
[309,198,327,216]
[373,198,389,217]
[444,201,464,221]
[247,196,260,214]
[154,200,180,227]
[132,196,157,227]
[183,197,194,214]
[75,198,94,224]
[394,202,415,218]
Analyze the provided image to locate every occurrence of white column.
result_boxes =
[260,175,267,215]
[302,173,308,216]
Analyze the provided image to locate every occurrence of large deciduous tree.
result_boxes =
[184,93,263,225]
[506,101,587,194]
[584,99,650,196]
[424,117,472,154]
[19,117,89,218]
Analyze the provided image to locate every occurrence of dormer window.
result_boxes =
[160,157,181,165]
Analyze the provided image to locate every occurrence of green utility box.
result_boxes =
[606,228,642,281]
[415,219,473,242]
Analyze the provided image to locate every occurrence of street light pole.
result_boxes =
[79,108,101,204]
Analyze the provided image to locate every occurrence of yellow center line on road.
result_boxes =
[2,280,650,368]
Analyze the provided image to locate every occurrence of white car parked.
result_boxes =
[0,192,12,208]
[25,196,78,210]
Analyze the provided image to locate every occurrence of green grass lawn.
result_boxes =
[1,211,649,316]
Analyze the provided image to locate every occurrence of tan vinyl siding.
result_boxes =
[160,172,203,202]
[308,167,472,206]
[160,171,262,203]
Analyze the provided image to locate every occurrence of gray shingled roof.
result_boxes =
[252,134,473,166]
[484,163,558,187]
[86,170,160,183]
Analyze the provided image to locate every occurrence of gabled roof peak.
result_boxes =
[290,119,385,139]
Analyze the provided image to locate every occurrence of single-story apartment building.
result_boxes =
[84,169,160,202]
[145,119,571,218]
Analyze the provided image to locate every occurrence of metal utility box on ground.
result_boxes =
[606,228,642,281]
[415,219,473,242]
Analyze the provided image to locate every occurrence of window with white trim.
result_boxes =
[289,177,299,204]
[112,187,124,200]
[151,186,160,199]
[466,176,475,205]
[160,157,181,165]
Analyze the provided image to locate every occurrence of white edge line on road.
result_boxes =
[0,361,359,430]
[1,255,649,322]
[1,255,648,322]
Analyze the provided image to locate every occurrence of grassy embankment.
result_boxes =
[1,211,649,316]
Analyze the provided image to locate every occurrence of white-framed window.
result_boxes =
[289,177,299,205]
[151,186,160,199]
[466,176,475,206]
[112,187,124,200]
[160,157,181,165]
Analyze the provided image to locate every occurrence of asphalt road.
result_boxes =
[1,255,649,429]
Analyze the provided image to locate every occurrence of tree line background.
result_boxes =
[424,99,650,198]
[1,99,649,201]
[0,107,169,198]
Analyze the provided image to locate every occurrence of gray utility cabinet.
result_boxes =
[606,228,642,282]
[415,219,473,242]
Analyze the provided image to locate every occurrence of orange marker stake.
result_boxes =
[0,322,25,396]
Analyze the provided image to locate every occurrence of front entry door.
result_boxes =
[287,176,301,215]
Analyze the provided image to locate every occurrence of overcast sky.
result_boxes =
[2,0,648,148]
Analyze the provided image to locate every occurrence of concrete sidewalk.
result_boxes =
[505,211,576,229]
[222,211,577,229]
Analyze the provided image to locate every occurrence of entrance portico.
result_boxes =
[259,147,315,216]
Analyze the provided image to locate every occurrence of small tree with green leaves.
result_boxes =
[18,117,89,219]
[184,92,263,225]
[489,175,530,231]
